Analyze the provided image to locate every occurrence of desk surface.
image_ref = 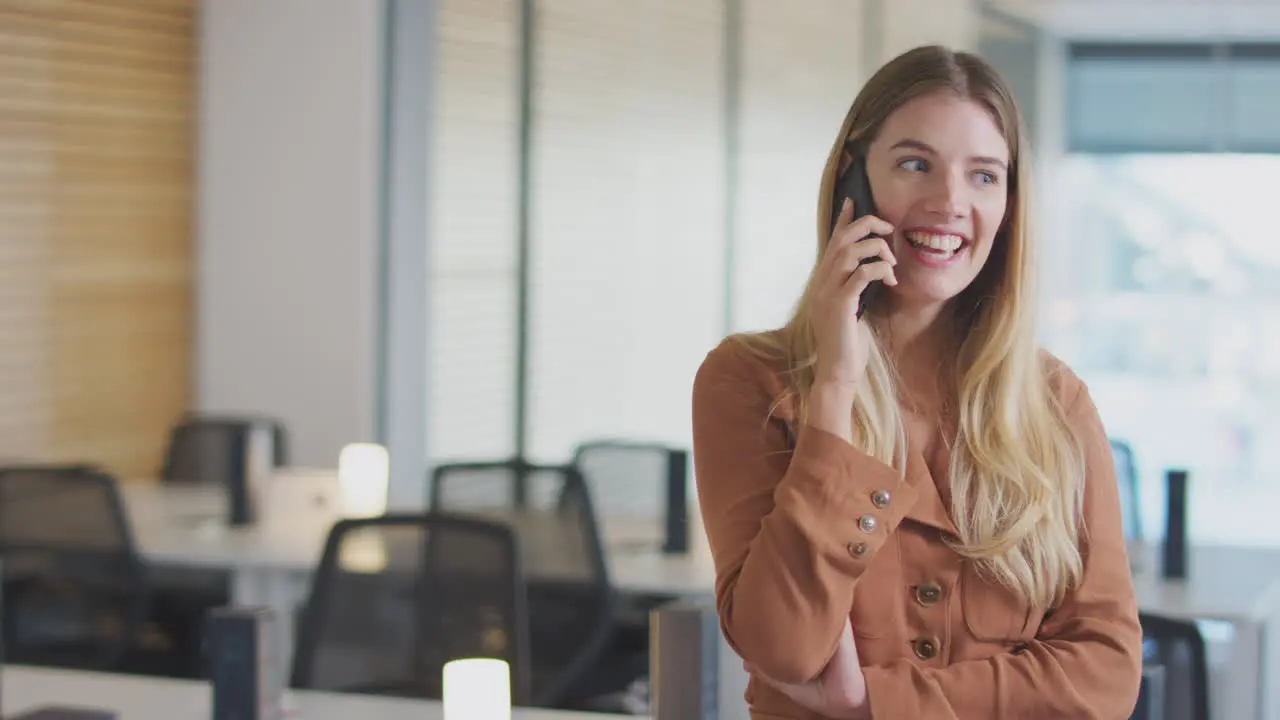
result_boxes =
[1,666,633,720]
[120,477,718,598]
[1130,542,1280,621]
[120,478,1280,618]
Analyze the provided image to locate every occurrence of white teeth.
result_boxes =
[905,231,964,253]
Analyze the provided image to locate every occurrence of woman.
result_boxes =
[691,45,1142,719]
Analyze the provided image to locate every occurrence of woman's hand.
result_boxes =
[810,198,897,392]
[743,620,871,720]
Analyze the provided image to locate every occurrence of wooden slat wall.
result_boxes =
[428,0,521,463]
[0,0,194,478]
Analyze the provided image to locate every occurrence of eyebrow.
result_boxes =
[888,138,1008,171]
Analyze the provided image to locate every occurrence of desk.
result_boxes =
[118,479,717,680]
[121,480,718,595]
[0,666,631,719]
[1130,542,1280,720]
[117,480,1280,720]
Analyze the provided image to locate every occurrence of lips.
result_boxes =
[903,230,966,256]
[901,229,969,268]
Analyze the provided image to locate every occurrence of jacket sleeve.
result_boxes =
[691,340,913,684]
[860,380,1144,720]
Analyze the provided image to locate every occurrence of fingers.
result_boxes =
[840,258,899,305]
[818,222,896,297]
[830,234,897,271]
[830,210,896,251]
[817,237,897,301]
[831,197,855,233]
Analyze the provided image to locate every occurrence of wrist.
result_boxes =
[806,380,857,445]
[810,378,859,403]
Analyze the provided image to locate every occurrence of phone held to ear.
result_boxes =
[829,152,884,320]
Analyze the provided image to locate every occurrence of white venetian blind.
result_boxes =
[428,0,521,462]
[731,0,867,334]
[0,0,194,478]
[528,0,727,462]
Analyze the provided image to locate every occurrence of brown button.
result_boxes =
[913,637,940,660]
[857,515,878,533]
[915,583,943,606]
[846,541,868,558]
[871,489,891,508]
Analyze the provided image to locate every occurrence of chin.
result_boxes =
[886,282,970,308]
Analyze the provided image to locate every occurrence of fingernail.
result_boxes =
[842,197,851,211]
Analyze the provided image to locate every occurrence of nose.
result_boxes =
[922,169,967,219]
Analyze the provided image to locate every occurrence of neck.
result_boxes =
[877,298,957,407]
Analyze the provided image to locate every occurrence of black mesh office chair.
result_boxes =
[1110,438,1142,541]
[429,460,638,708]
[290,513,533,702]
[571,440,689,554]
[161,415,290,485]
[1137,612,1210,720]
[0,466,153,670]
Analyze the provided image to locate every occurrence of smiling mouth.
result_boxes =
[903,230,967,259]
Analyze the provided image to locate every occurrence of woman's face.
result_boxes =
[863,91,1011,308]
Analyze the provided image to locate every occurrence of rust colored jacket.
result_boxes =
[691,336,1143,719]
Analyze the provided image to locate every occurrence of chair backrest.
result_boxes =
[0,465,147,668]
[290,513,532,703]
[1131,662,1166,720]
[1138,612,1210,720]
[429,460,617,706]
[1110,438,1142,541]
[162,415,289,485]
[571,440,690,553]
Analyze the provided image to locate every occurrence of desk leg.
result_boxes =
[230,567,300,685]
[1264,606,1280,720]
[1221,618,1263,720]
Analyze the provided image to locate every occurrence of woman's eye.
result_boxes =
[899,158,928,172]
[975,170,999,186]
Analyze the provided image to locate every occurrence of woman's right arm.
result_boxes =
[691,341,908,685]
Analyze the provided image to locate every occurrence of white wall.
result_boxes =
[868,0,981,64]
[195,0,384,467]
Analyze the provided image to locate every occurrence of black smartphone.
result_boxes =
[829,150,884,319]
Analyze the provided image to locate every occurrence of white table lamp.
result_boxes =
[337,442,389,518]
[443,658,511,720]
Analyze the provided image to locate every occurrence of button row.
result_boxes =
[848,488,892,559]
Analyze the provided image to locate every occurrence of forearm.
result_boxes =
[861,627,1142,719]
[715,424,903,684]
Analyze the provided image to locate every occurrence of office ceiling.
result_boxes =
[989,0,1280,39]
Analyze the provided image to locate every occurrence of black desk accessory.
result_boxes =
[206,607,282,720]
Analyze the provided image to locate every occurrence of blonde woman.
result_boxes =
[692,45,1142,719]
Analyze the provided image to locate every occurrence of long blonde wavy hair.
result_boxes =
[739,46,1085,611]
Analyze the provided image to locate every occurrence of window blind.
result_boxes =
[428,0,521,462]
[731,0,866,333]
[1068,42,1280,153]
[0,0,194,478]
[527,0,727,462]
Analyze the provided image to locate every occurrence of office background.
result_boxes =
[3,0,1279,538]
